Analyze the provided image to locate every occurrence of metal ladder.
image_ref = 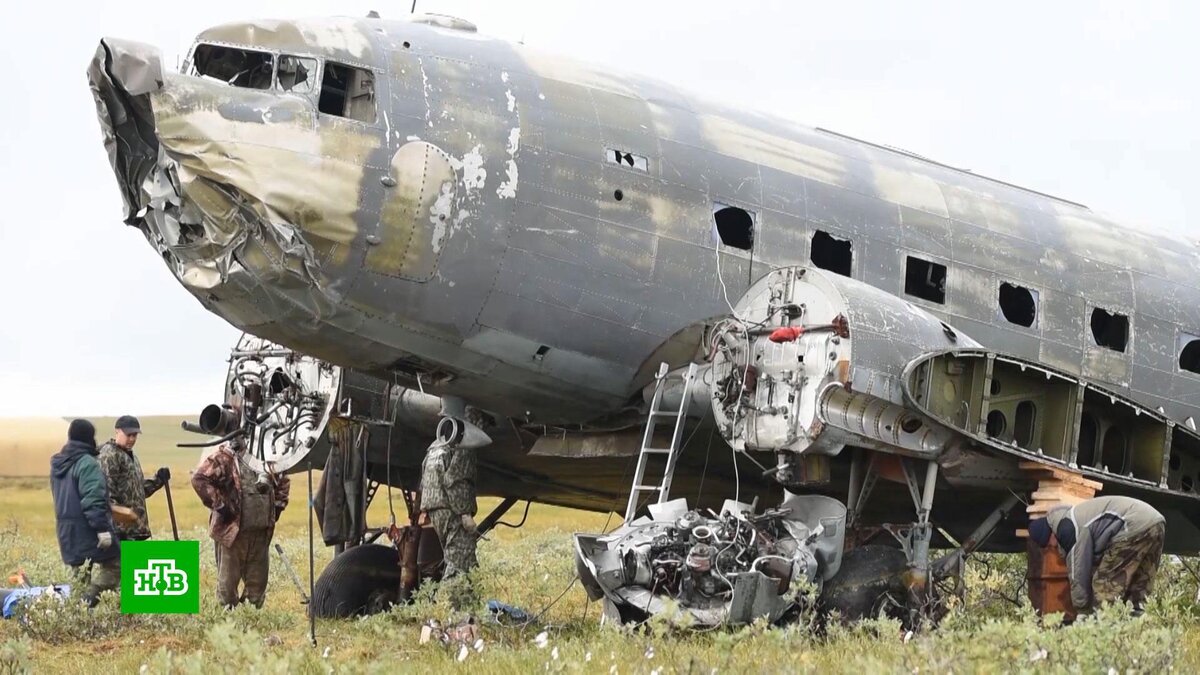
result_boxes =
[624,362,699,523]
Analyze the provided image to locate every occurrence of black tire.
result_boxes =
[819,545,909,622]
[310,544,402,618]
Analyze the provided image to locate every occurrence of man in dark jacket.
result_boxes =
[50,419,120,607]
[1029,495,1165,613]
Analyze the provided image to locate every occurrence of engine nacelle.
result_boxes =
[710,266,977,460]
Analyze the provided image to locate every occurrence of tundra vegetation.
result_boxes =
[2,418,1200,673]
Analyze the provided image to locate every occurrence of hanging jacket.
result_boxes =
[50,440,118,565]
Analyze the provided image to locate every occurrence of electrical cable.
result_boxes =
[493,500,531,529]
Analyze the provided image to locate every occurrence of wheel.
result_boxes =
[310,544,402,618]
[819,545,909,622]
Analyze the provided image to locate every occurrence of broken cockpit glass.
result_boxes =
[277,55,318,94]
[191,44,274,89]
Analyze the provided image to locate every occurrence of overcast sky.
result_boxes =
[0,1,1195,416]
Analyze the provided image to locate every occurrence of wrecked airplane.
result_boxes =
[88,13,1200,624]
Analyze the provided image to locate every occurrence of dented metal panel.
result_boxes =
[89,15,1200,432]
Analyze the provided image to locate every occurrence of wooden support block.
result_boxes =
[1018,461,1104,491]
[1018,461,1104,535]
[1030,488,1092,504]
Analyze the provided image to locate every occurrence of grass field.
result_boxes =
[4,417,1200,673]
[0,416,215,479]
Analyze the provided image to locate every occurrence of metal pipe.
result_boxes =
[647,364,714,421]
[920,460,939,521]
[180,421,207,435]
[176,428,245,448]
[820,386,955,457]
[846,448,864,516]
[476,497,520,535]
[931,494,1021,577]
[307,461,316,646]
[230,349,295,358]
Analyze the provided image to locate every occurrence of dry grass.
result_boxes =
[0,416,208,478]
[4,417,1200,673]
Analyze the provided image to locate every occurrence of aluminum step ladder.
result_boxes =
[624,362,699,523]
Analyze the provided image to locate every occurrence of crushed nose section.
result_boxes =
[87,38,163,224]
[574,495,846,628]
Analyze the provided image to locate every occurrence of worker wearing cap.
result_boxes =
[98,415,170,541]
[1028,495,1165,613]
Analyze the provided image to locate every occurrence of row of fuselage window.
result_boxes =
[710,209,1200,374]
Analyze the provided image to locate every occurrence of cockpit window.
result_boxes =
[319,62,376,123]
[277,55,318,94]
[192,44,274,89]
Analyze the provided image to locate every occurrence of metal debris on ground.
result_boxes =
[419,618,482,646]
[574,494,846,628]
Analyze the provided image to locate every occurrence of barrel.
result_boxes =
[1026,536,1076,620]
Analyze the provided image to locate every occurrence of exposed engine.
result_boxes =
[575,494,846,627]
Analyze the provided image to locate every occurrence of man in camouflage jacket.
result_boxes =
[1029,495,1165,613]
[98,415,170,541]
[420,438,479,608]
[191,440,291,608]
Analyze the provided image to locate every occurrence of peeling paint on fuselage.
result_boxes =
[102,17,1200,428]
[497,127,520,199]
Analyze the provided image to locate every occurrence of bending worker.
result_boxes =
[50,419,120,606]
[1029,495,1165,612]
[98,415,170,541]
[420,432,479,609]
[191,438,290,608]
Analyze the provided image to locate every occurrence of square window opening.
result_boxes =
[999,282,1038,328]
[320,62,376,123]
[1090,307,1129,352]
[811,230,852,277]
[904,255,947,304]
[713,205,754,250]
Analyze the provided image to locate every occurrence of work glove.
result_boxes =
[155,467,171,484]
[97,532,113,550]
[461,514,477,533]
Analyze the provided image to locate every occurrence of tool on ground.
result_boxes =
[273,543,309,604]
[163,479,180,541]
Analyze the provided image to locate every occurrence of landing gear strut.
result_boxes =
[838,450,1020,627]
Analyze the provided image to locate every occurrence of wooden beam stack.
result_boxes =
[1015,461,1103,536]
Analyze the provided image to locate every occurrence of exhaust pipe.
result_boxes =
[199,404,241,435]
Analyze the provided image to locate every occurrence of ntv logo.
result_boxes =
[133,560,189,596]
[121,540,200,613]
